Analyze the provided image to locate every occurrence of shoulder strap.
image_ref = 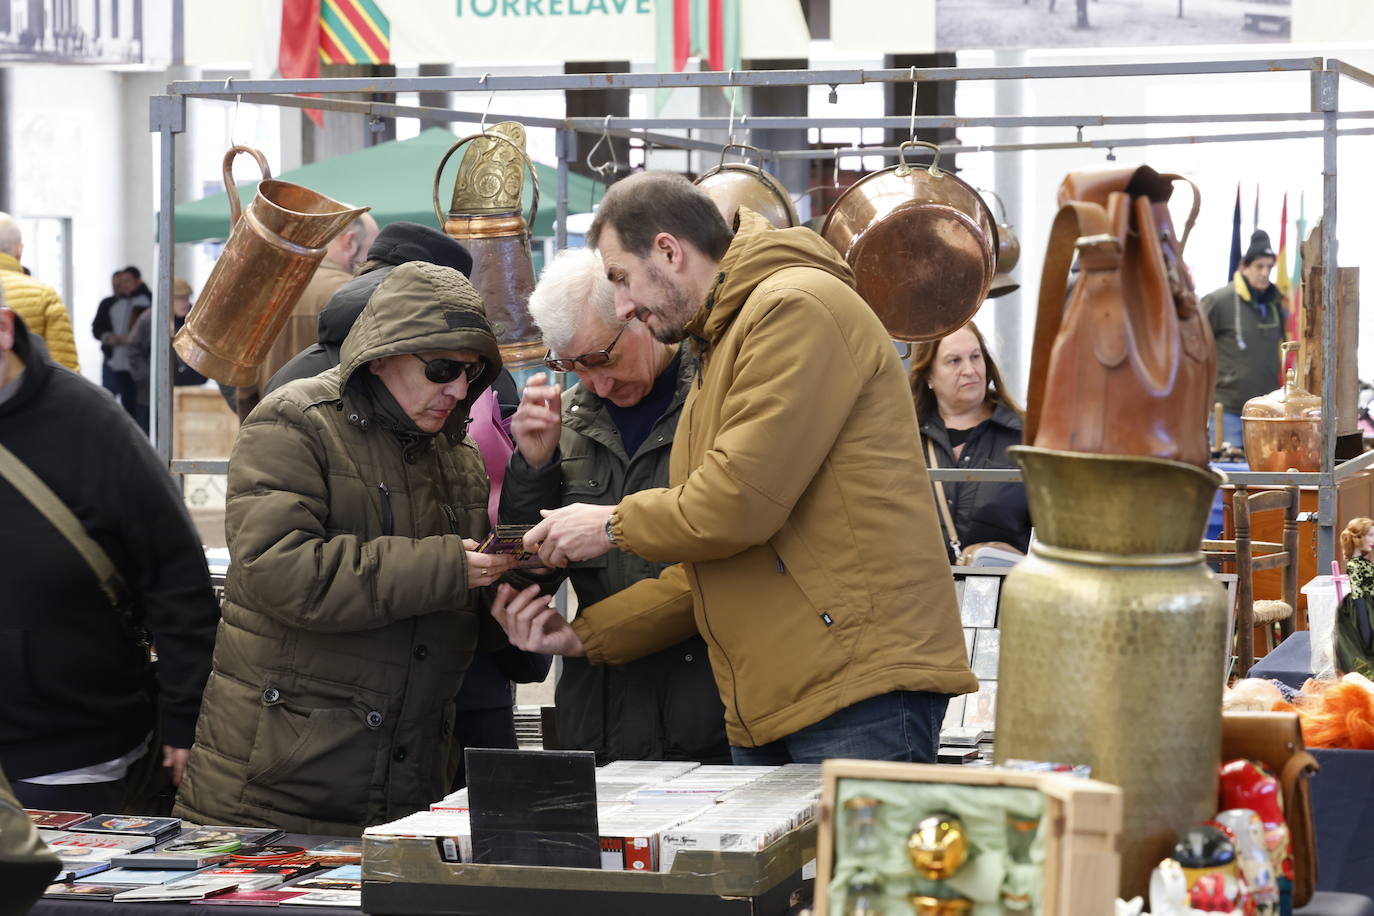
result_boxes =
[1023,199,1114,444]
[925,437,961,557]
[0,442,130,608]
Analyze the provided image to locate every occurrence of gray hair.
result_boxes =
[527,247,618,353]
[0,213,21,258]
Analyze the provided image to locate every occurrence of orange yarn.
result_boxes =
[1295,680,1374,749]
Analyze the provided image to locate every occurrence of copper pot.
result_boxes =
[821,141,997,342]
[695,143,799,230]
[1242,342,1322,472]
[173,146,370,386]
[982,188,1021,299]
[433,123,542,368]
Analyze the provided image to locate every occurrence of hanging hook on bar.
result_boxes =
[726,69,739,146]
[479,73,494,133]
[586,114,619,181]
[225,76,242,146]
[908,66,919,142]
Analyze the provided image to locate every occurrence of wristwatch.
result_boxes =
[604,514,617,547]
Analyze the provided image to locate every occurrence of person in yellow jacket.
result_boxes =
[0,213,79,371]
[493,173,976,764]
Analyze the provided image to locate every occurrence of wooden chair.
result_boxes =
[1203,486,1300,675]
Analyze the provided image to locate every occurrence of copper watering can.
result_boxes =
[821,140,997,342]
[694,143,799,230]
[173,146,370,387]
[433,122,543,368]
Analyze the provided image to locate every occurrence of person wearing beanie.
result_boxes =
[173,262,522,834]
[1200,229,1287,450]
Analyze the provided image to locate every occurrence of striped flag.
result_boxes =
[1276,193,1294,376]
[319,0,391,66]
[279,0,323,127]
[654,0,741,112]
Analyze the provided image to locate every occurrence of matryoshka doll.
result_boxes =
[1219,760,1292,886]
[1173,824,1243,914]
[1215,809,1279,916]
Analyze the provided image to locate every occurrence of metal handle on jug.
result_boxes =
[431,133,540,236]
[222,146,273,228]
[895,140,943,179]
[718,143,768,174]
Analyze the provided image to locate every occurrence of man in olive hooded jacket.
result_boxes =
[494,173,976,764]
[175,262,517,834]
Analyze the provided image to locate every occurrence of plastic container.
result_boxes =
[1301,576,1338,679]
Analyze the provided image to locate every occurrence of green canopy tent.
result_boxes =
[170,127,603,244]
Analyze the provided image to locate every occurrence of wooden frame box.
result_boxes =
[814,760,1122,916]
[361,821,816,916]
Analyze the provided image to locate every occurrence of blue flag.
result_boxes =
[1228,183,1242,280]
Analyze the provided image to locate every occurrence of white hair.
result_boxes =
[0,213,21,258]
[527,247,618,353]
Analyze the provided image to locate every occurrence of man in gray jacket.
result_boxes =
[500,248,728,764]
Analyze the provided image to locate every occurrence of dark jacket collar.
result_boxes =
[0,316,53,420]
[563,348,696,456]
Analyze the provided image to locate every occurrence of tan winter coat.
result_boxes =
[0,252,79,370]
[174,263,504,835]
[574,210,977,748]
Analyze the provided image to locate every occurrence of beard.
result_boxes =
[643,261,699,344]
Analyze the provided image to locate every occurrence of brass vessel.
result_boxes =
[173,146,370,386]
[1242,342,1321,472]
[695,144,799,230]
[906,894,974,916]
[906,812,968,880]
[994,446,1227,899]
[821,141,997,342]
[433,123,542,368]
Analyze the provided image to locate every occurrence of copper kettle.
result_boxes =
[433,122,542,369]
[820,141,997,342]
[173,146,370,387]
[694,144,799,230]
[1242,341,1322,472]
[981,188,1020,299]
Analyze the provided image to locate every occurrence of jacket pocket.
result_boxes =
[243,699,376,826]
[561,470,612,505]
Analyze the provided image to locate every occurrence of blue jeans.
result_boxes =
[729,690,949,765]
[1208,410,1246,452]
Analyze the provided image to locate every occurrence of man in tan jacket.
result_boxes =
[494,173,975,764]
[234,212,378,419]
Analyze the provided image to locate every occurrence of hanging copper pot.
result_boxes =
[173,146,370,386]
[981,188,1021,299]
[433,122,542,368]
[821,141,997,342]
[695,143,799,230]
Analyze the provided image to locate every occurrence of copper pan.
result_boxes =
[173,146,370,386]
[821,141,997,342]
[695,143,799,230]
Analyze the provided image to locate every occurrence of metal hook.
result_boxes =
[1106,146,1117,161]
[478,73,494,133]
[908,66,919,142]
[586,114,618,180]
[225,77,242,145]
[827,84,838,104]
[976,187,1010,223]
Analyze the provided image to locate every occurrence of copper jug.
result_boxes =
[433,122,542,368]
[694,144,799,230]
[1242,342,1322,472]
[173,146,370,387]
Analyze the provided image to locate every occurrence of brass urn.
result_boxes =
[1241,342,1321,472]
[994,446,1227,899]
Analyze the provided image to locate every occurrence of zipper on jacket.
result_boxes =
[377,483,394,536]
[775,551,833,626]
[442,504,460,536]
[695,582,754,746]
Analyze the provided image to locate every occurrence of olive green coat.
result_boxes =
[174,263,503,836]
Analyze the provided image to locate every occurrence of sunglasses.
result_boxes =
[543,323,628,373]
[413,353,484,385]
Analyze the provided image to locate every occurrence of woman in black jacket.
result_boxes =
[910,322,1032,561]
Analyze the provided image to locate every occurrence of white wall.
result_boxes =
[9,66,127,381]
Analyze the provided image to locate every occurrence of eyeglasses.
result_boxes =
[413,354,484,385]
[543,323,629,373]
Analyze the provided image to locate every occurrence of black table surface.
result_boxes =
[1248,630,1314,690]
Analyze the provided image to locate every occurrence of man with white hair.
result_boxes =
[0,212,79,371]
[499,248,729,764]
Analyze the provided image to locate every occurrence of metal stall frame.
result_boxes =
[150,57,1374,567]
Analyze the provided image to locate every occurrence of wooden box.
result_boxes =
[173,387,238,459]
[362,822,816,916]
[814,761,1122,916]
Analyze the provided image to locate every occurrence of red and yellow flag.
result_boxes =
[280,0,391,127]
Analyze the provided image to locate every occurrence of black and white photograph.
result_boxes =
[937,0,1292,52]
[0,0,169,64]
[972,628,1001,680]
[959,575,1001,628]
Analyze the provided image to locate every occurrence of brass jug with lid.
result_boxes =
[433,122,542,368]
[1241,342,1322,472]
